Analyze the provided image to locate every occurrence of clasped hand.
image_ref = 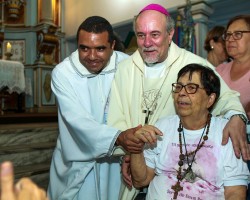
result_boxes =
[119,125,163,188]
[117,125,163,154]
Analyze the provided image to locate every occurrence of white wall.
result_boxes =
[64,0,216,38]
[64,0,250,57]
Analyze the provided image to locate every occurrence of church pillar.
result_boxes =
[177,1,214,57]
[192,1,214,58]
[191,1,214,57]
[38,0,56,25]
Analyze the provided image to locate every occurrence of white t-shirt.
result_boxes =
[144,115,249,200]
[144,59,168,78]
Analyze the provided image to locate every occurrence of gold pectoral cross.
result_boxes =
[171,181,183,199]
[143,109,153,124]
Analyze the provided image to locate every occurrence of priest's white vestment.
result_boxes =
[48,50,128,200]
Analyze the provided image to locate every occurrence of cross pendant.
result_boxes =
[142,109,153,124]
[171,181,183,199]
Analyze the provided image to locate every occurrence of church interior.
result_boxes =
[0,0,249,191]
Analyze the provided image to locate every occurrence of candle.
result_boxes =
[6,42,11,53]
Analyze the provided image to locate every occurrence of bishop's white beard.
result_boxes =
[141,48,160,64]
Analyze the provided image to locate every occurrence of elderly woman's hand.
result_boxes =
[134,125,163,145]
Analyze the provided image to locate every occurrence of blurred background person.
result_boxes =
[0,161,48,200]
[216,15,250,119]
[114,32,126,52]
[204,26,229,67]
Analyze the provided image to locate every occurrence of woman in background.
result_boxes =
[216,15,250,119]
[204,26,229,67]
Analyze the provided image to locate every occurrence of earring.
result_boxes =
[210,46,214,50]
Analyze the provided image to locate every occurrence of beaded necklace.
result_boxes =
[171,113,211,199]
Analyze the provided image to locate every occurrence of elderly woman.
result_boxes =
[130,63,249,200]
[216,15,250,119]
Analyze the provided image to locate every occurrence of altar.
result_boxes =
[0,60,25,93]
[0,60,26,113]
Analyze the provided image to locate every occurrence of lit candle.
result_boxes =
[6,42,11,53]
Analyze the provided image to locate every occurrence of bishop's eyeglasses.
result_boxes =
[172,83,204,94]
[222,30,250,41]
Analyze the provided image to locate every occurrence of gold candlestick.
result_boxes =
[5,52,13,60]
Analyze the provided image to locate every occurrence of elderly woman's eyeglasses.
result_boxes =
[172,83,204,94]
[222,31,250,41]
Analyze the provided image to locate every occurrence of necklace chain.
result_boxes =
[171,114,212,199]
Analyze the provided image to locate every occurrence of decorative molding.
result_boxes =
[41,69,55,106]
